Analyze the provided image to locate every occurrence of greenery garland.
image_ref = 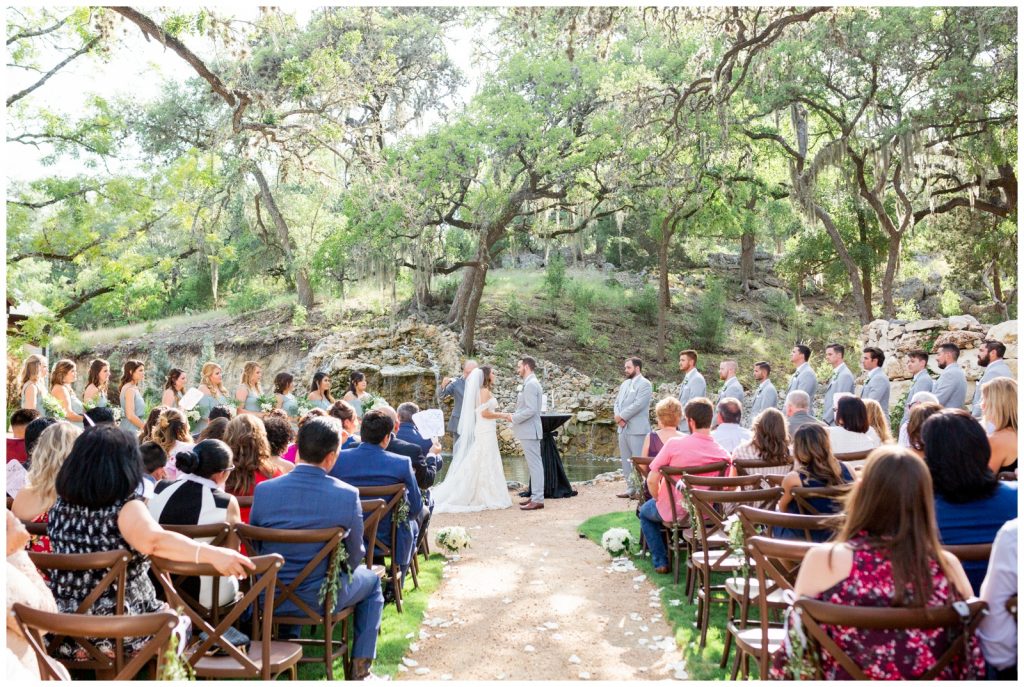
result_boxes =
[317,541,353,615]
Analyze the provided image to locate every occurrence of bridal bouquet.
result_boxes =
[601,527,636,558]
[257,393,277,413]
[435,526,472,554]
[41,395,66,419]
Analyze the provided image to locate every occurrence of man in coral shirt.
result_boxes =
[639,397,731,574]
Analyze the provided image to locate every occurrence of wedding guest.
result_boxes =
[139,441,168,500]
[396,402,443,458]
[932,343,967,409]
[378,405,439,494]
[49,359,85,429]
[821,343,855,425]
[274,372,299,421]
[307,371,335,410]
[84,406,115,426]
[749,361,779,424]
[676,350,707,433]
[614,357,653,498]
[922,409,1018,593]
[771,446,982,680]
[973,340,1013,419]
[118,360,147,433]
[343,371,371,419]
[777,424,854,530]
[904,401,942,459]
[439,360,478,443]
[250,416,383,680]
[18,354,48,414]
[47,425,252,660]
[732,408,792,477]
[263,414,296,475]
[12,422,81,552]
[23,417,57,462]
[859,346,891,414]
[235,361,264,416]
[82,358,110,409]
[785,344,818,400]
[195,362,232,435]
[640,397,731,574]
[981,377,1017,475]
[783,390,822,435]
[150,407,194,479]
[160,368,186,408]
[328,400,360,449]
[711,398,751,453]
[6,409,39,464]
[635,398,684,508]
[148,439,242,609]
[224,414,282,523]
[899,350,934,433]
[282,408,328,463]
[209,405,234,422]
[863,398,893,444]
[138,406,167,446]
[197,416,230,442]
[978,518,1018,680]
[828,395,881,456]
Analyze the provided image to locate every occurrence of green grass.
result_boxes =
[297,554,446,679]
[578,510,733,681]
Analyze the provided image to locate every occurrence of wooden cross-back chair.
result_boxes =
[235,524,353,680]
[735,505,841,544]
[942,543,993,564]
[731,459,791,482]
[360,499,388,581]
[794,597,988,680]
[834,449,873,467]
[150,553,302,681]
[790,484,853,515]
[655,460,729,590]
[630,456,655,552]
[356,483,408,611]
[13,604,178,681]
[159,523,237,626]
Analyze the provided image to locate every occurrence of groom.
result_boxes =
[509,356,545,511]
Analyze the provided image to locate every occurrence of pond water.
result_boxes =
[436,453,620,485]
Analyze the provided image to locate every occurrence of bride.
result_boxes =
[432,366,512,513]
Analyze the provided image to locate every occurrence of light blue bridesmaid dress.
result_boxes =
[194,391,230,435]
[64,386,85,430]
[242,388,261,413]
[120,386,146,435]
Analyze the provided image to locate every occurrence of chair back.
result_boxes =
[22,518,48,538]
[360,499,387,570]
[794,597,987,680]
[161,522,233,547]
[156,523,236,624]
[790,484,852,515]
[150,554,284,680]
[996,471,1017,482]
[234,495,253,511]
[735,505,840,542]
[13,603,177,681]
[630,456,653,478]
[687,487,783,564]
[682,473,777,491]
[1007,594,1018,621]
[732,458,792,477]
[658,461,730,514]
[942,543,993,564]
[834,449,872,464]
[356,483,407,563]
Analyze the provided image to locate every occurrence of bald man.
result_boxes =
[715,360,744,427]
[438,359,478,444]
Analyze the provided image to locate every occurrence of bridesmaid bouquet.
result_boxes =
[110,406,123,423]
[361,393,388,412]
[601,527,636,557]
[185,408,201,425]
[257,393,277,413]
[41,395,66,419]
[435,526,472,554]
[295,397,314,415]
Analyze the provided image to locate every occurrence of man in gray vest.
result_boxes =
[438,359,477,444]
[786,344,818,400]
[613,357,653,499]
[972,340,1013,418]
[900,349,934,431]
[932,343,967,409]
[821,343,856,425]
[859,346,892,415]
[676,349,706,433]
[749,361,778,424]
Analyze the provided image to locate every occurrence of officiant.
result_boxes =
[438,359,477,444]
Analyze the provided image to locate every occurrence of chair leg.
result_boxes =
[324,617,334,681]
[410,553,420,589]
[393,562,404,613]
[698,569,712,649]
[730,647,742,681]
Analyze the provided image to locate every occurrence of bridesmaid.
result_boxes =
[274,372,299,421]
[195,362,232,435]
[161,368,186,408]
[235,361,264,416]
[18,354,48,414]
[82,359,110,409]
[307,372,334,410]
[49,360,85,429]
[342,371,369,419]
[119,360,147,434]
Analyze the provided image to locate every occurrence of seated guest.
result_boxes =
[732,407,792,477]
[638,398,731,574]
[282,408,328,463]
[138,441,168,500]
[770,447,982,680]
[84,406,115,426]
[863,398,893,444]
[209,405,235,422]
[328,400,361,449]
[396,402,443,459]
[330,410,422,575]
[981,377,1017,475]
[898,391,940,447]
[197,417,230,442]
[150,408,194,479]
[224,415,283,523]
[250,416,383,680]
[193,404,235,441]
[922,409,1018,593]
[380,405,439,493]
[138,406,167,445]
[48,425,252,660]
[262,415,296,475]
[7,409,39,464]
[23,417,57,464]
[777,424,854,536]
[828,395,881,458]
[904,402,942,459]
[784,390,822,435]
[148,440,242,609]
[978,518,1017,680]
[711,398,751,453]
[12,422,81,552]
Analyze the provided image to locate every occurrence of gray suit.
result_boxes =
[787,410,823,436]
[677,369,707,433]
[718,377,744,404]
[822,363,855,425]
[859,367,892,415]
[900,370,935,427]
[786,363,818,400]
[511,373,544,502]
[933,362,967,410]
[972,359,1013,418]
[614,374,653,492]
[749,379,779,424]
[438,377,466,438]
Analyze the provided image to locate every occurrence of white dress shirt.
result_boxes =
[711,423,752,454]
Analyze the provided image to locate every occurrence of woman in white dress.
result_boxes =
[432,366,512,513]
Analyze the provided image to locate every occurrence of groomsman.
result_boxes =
[785,345,818,400]
[932,343,967,409]
[676,349,706,433]
[438,359,477,444]
[972,340,1013,418]
[821,343,855,425]
[613,357,653,499]
[859,347,892,414]
[714,360,744,428]
[749,361,778,423]
[900,350,934,430]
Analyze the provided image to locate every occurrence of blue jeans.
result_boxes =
[639,498,669,569]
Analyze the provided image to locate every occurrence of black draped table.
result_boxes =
[519,413,578,499]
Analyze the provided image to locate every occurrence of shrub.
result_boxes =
[543,254,568,301]
[291,303,308,327]
[939,289,961,317]
[494,336,517,360]
[227,280,275,316]
[895,298,922,321]
[627,286,658,325]
[433,275,459,304]
[568,281,599,311]
[504,298,525,325]
[571,310,594,345]
[764,291,798,324]
[692,278,727,351]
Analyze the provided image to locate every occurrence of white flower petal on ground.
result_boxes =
[633,574,646,582]
[629,613,641,621]
[638,638,648,645]
[502,597,512,604]
[397,665,408,673]
[405,632,415,639]
[414,668,431,676]
[639,625,648,632]
[441,674,453,681]
[668,599,682,606]
[551,633,563,641]
[402,657,418,667]
[544,622,558,629]
[579,671,591,680]
[409,643,419,652]
[569,655,581,664]
[524,645,535,653]
[624,631,634,637]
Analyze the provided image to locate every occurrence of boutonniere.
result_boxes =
[516,384,523,393]
[683,378,689,387]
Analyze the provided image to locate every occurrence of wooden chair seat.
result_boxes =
[731,625,786,654]
[185,642,304,679]
[724,577,787,606]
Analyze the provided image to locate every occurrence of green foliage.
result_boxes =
[692,278,727,351]
[148,345,171,398]
[199,336,216,369]
[895,299,923,322]
[226,280,277,316]
[493,336,518,361]
[567,281,599,311]
[763,291,799,325]
[291,303,308,327]
[939,289,961,317]
[889,392,907,431]
[543,254,568,302]
[626,286,658,325]
[571,310,593,345]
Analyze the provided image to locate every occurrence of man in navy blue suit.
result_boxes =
[330,409,423,575]
[250,416,383,680]
[392,403,444,491]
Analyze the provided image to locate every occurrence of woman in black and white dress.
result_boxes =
[147,439,242,609]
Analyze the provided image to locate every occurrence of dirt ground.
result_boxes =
[395,479,687,681]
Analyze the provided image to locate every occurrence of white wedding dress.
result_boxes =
[432,369,512,513]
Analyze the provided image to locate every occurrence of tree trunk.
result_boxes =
[250,164,314,309]
[814,204,873,323]
[460,260,488,354]
[447,265,476,324]
[656,217,674,361]
[990,256,1009,320]
[210,258,219,306]
[739,229,755,292]
[880,232,902,319]
[856,208,873,311]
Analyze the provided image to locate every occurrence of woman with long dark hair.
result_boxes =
[118,360,146,433]
[82,358,110,409]
[307,372,334,410]
[274,372,299,421]
[223,414,281,522]
[49,359,85,429]
[342,371,370,419]
[732,407,791,476]
[777,423,854,519]
[161,367,187,408]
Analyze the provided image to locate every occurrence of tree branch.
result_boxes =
[7,36,99,106]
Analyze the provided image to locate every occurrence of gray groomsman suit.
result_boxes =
[860,366,892,415]
[511,373,545,503]
[614,374,653,493]
[900,370,935,427]
[677,368,707,433]
[822,363,855,425]
[972,359,1013,418]
[786,362,818,401]
[932,362,967,410]
[749,379,779,425]
[438,376,467,440]
[718,377,744,404]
